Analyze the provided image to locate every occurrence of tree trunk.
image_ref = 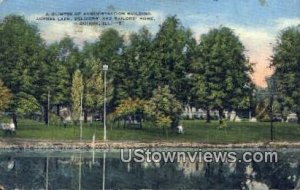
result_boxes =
[56,104,60,116]
[44,105,49,125]
[138,115,143,129]
[12,112,18,129]
[171,117,179,129]
[297,111,300,124]
[84,110,88,123]
[206,109,211,123]
[140,120,142,129]
[163,126,168,138]
[280,106,284,122]
[219,109,223,124]
[188,105,193,119]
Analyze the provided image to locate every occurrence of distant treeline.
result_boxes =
[0,15,299,124]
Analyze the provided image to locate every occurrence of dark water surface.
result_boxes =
[0,148,300,189]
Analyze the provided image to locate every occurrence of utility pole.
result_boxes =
[48,90,50,127]
[102,151,106,190]
[46,157,49,190]
[79,153,82,190]
[80,91,83,141]
[103,65,108,141]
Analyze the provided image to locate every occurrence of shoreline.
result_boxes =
[1,138,300,150]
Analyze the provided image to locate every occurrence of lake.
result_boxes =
[0,148,299,189]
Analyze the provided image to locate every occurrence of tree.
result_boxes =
[93,28,124,65]
[58,36,81,77]
[192,27,253,122]
[45,43,70,114]
[84,58,113,121]
[14,92,40,114]
[0,15,44,95]
[272,26,300,123]
[71,69,84,123]
[92,28,124,108]
[115,27,153,102]
[145,86,182,129]
[0,79,12,111]
[112,98,147,128]
[150,16,196,103]
[191,64,212,122]
[34,43,70,124]
[254,87,270,121]
[0,15,45,127]
[84,64,104,117]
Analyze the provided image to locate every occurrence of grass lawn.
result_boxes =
[1,119,300,143]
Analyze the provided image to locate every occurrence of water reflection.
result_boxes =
[79,153,82,190]
[0,149,299,189]
[46,156,49,190]
[102,150,106,190]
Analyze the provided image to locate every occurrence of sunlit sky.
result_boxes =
[1,0,300,87]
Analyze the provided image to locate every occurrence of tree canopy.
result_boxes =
[71,69,84,122]
[272,26,300,123]
[145,86,183,128]
[191,27,253,121]
[0,80,12,111]
[2,14,293,127]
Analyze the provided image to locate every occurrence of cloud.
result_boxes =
[191,21,275,87]
[275,18,300,30]
[112,10,165,36]
[229,24,274,56]
[27,12,278,87]
[41,22,101,46]
[26,14,101,46]
[26,11,164,46]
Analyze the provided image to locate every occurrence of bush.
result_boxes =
[49,113,61,126]
[0,113,11,123]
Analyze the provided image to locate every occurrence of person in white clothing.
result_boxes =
[177,125,184,134]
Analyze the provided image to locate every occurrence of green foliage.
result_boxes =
[49,113,61,126]
[43,43,70,106]
[58,36,81,76]
[1,14,298,128]
[192,26,253,114]
[0,113,10,123]
[112,98,147,119]
[218,120,228,129]
[71,69,84,122]
[114,27,153,102]
[15,92,40,114]
[93,28,124,65]
[83,57,113,114]
[155,116,172,129]
[150,16,196,103]
[272,26,300,123]
[83,58,103,109]
[0,79,12,111]
[88,29,124,107]
[0,15,45,113]
[146,86,182,128]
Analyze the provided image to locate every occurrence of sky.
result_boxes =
[1,0,300,87]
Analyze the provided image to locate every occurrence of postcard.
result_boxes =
[0,0,300,189]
